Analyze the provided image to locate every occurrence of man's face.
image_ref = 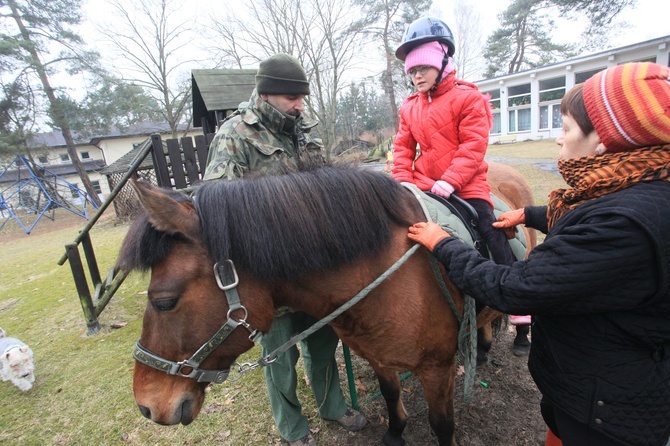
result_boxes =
[261,94,306,117]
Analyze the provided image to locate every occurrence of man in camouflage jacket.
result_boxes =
[203,61,323,180]
[203,54,366,446]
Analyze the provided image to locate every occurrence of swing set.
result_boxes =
[0,155,97,234]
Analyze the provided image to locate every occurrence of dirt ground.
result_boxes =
[321,326,547,446]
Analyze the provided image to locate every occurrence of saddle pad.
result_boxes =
[402,182,528,261]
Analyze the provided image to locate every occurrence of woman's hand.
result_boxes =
[492,208,525,239]
[408,222,451,251]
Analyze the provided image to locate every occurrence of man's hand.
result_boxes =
[408,222,451,251]
[430,180,455,199]
[492,208,525,239]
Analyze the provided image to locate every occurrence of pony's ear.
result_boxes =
[130,179,201,241]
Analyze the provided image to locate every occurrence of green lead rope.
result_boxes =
[428,255,478,404]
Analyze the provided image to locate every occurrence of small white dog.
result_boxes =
[0,327,35,391]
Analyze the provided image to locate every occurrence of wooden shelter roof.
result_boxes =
[191,69,257,133]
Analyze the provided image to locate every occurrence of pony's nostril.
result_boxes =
[138,405,151,420]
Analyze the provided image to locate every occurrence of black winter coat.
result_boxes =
[432,180,670,446]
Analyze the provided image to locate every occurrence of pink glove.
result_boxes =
[431,181,455,199]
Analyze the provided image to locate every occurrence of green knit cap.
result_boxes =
[256,54,310,95]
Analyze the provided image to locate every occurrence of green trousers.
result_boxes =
[260,312,347,442]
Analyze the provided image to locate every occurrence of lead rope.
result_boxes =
[255,244,421,367]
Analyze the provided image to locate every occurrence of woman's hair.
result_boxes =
[560,83,595,136]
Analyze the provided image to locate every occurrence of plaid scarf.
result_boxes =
[547,145,670,229]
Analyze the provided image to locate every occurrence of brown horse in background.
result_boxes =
[118,162,535,446]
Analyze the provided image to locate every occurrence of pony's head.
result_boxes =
[119,164,415,425]
[117,179,267,425]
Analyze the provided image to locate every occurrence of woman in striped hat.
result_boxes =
[406,62,670,446]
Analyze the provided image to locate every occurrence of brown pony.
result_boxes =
[118,162,535,446]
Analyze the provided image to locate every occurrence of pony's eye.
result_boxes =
[152,298,179,312]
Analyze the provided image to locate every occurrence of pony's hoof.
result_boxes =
[382,431,406,446]
[476,350,489,366]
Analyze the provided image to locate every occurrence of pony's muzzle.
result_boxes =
[137,397,196,426]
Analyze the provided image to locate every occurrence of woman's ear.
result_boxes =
[587,130,604,155]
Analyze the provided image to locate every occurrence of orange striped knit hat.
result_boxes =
[583,62,670,152]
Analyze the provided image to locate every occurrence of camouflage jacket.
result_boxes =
[203,89,324,180]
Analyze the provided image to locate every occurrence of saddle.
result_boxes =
[402,183,527,261]
[425,192,490,258]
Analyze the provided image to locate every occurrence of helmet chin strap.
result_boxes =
[431,46,450,92]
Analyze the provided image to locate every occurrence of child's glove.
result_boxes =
[492,208,525,239]
[430,180,455,199]
[408,222,450,251]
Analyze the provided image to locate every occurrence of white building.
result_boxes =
[13,123,198,202]
[475,35,670,144]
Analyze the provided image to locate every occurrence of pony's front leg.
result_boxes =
[417,360,457,446]
[375,368,407,446]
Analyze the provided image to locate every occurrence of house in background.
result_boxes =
[475,34,670,144]
[16,123,197,202]
[0,68,256,211]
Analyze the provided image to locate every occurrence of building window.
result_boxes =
[538,77,565,130]
[540,104,563,129]
[507,83,531,132]
[60,153,70,162]
[507,83,531,107]
[91,180,102,194]
[38,155,48,164]
[80,151,90,160]
[631,56,656,64]
[491,113,501,134]
[484,89,501,134]
[575,67,605,84]
[539,77,565,102]
[508,108,531,132]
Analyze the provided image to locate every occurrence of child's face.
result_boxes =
[409,65,439,93]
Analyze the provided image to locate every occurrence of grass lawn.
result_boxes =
[0,142,565,445]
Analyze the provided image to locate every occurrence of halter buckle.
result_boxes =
[214,260,239,291]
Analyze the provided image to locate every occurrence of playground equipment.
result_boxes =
[0,155,97,234]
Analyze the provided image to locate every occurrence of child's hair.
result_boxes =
[560,83,595,136]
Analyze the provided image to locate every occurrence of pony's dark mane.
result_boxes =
[116,187,192,273]
[195,164,414,281]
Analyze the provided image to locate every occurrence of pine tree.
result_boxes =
[483,0,576,78]
[0,0,102,205]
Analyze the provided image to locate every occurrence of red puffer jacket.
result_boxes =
[392,72,493,207]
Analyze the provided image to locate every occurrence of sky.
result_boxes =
[77,0,669,90]
[429,0,669,49]
[82,0,670,57]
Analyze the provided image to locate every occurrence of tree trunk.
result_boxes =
[9,0,102,206]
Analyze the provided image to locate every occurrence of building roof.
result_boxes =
[475,34,670,84]
[0,157,105,184]
[27,122,192,148]
[191,69,257,132]
[99,138,155,175]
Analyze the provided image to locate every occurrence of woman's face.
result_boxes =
[556,113,602,160]
[409,65,439,93]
